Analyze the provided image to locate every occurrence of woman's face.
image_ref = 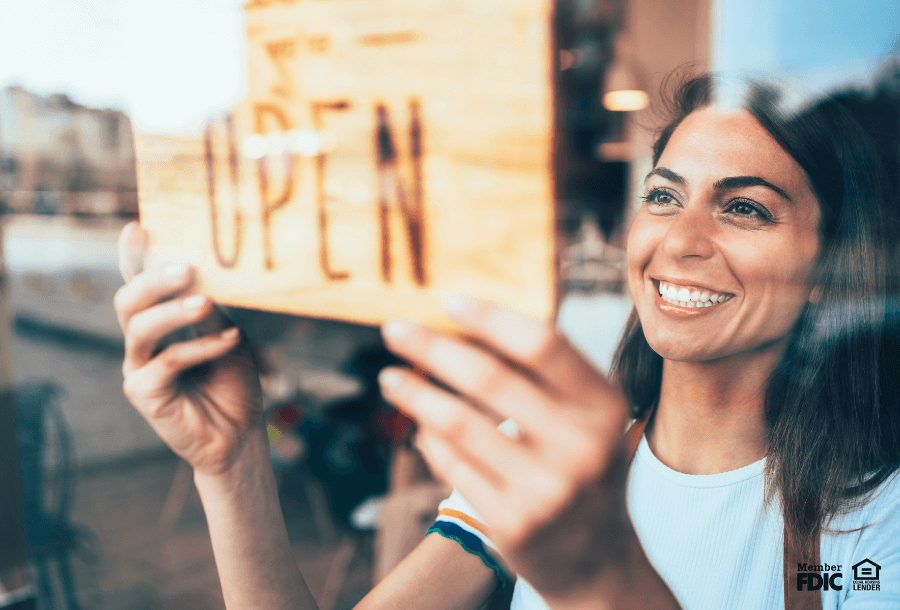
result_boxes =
[626,108,821,363]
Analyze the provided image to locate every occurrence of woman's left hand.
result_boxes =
[378,296,636,604]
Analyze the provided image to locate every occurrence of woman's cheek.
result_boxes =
[727,230,818,303]
[626,213,662,278]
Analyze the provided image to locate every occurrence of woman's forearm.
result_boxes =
[194,428,319,610]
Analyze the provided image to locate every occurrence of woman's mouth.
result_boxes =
[655,280,734,308]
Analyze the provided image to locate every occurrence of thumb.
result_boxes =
[117,221,147,283]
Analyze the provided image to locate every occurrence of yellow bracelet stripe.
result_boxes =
[437,508,490,537]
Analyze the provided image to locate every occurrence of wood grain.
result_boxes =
[136,0,557,330]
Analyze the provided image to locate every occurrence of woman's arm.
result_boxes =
[193,428,318,610]
[357,534,499,610]
[196,431,499,610]
[195,427,500,610]
[115,223,497,610]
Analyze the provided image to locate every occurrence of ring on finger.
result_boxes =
[497,418,522,441]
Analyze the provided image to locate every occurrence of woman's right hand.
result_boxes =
[114,222,265,477]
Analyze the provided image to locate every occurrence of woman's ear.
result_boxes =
[809,284,823,305]
[807,260,825,305]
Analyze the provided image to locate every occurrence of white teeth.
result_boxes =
[656,280,733,308]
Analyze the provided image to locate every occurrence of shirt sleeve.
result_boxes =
[426,488,513,591]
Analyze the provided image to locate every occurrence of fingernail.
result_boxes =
[383,320,414,340]
[221,327,240,340]
[124,221,141,239]
[165,264,189,281]
[378,369,403,390]
[443,293,478,318]
[183,295,206,310]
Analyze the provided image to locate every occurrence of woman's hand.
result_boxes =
[377,296,639,605]
[114,222,265,477]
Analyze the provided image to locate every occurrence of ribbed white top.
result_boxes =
[627,436,782,609]
[447,435,900,609]
[626,436,900,610]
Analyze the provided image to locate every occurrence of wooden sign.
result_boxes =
[135,0,557,329]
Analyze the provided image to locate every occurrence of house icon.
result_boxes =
[852,559,881,581]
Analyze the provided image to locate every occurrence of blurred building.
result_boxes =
[0,85,138,216]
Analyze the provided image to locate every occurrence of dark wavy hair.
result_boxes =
[612,71,900,556]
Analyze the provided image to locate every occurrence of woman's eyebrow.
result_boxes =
[713,176,792,202]
[645,168,793,202]
[645,167,684,184]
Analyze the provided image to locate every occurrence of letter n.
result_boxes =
[374,100,426,286]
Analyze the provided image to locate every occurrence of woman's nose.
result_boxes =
[660,204,716,260]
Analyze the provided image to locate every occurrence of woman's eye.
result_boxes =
[643,189,676,206]
[731,202,757,215]
[726,199,770,220]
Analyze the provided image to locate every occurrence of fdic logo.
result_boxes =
[797,563,843,591]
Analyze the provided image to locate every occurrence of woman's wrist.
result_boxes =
[543,526,680,610]
[193,425,273,497]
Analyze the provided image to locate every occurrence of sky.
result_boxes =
[0,0,897,133]
[0,0,247,133]
[712,0,899,98]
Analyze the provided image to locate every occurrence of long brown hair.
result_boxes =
[612,71,900,557]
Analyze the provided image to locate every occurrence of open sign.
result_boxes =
[135,0,557,329]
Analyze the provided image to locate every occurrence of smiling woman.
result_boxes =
[111,70,900,610]
[613,74,900,607]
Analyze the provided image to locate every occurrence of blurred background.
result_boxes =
[0,1,896,609]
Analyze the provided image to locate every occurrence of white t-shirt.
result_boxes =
[430,435,900,609]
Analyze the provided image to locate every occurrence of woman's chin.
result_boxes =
[643,335,722,363]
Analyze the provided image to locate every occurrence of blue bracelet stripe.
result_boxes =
[427,521,511,591]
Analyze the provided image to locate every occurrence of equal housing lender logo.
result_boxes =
[852,559,882,591]
[796,559,882,592]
